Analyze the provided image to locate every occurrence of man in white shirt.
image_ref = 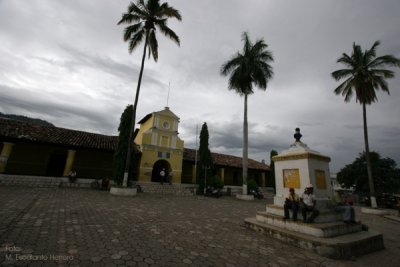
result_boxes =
[159,168,166,184]
[300,184,319,223]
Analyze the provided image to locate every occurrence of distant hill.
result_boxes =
[0,112,54,127]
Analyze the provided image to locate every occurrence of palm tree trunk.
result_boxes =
[122,31,149,187]
[242,93,248,195]
[363,102,377,208]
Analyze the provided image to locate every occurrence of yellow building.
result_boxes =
[134,107,184,183]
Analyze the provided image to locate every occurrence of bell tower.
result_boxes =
[134,107,184,183]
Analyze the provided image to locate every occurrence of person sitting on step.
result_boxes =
[283,188,300,221]
[300,184,319,223]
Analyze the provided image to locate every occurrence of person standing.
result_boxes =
[159,168,166,184]
[284,188,300,221]
[333,189,356,224]
[167,170,173,185]
[301,184,319,223]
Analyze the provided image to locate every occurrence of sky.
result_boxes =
[0,0,399,172]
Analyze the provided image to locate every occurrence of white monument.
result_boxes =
[272,128,332,209]
[244,128,383,259]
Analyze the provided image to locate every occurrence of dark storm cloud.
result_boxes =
[54,45,164,89]
[0,0,399,172]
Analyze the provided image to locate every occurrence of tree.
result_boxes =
[220,32,274,195]
[113,105,137,185]
[118,0,182,186]
[197,122,214,194]
[331,41,400,208]
[337,152,400,195]
[269,150,278,189]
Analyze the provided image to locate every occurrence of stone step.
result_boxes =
[0,175,61,188]
[60,182,91,188]
[137,182,196,196]
[256,211,361,237]
[244,217,384,259]
[266,204,343,223]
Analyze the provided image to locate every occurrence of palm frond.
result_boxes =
[331,68,353,81]
[371,75,389,93]
[123,22,143,42]
[132,0,147,15]
[368,55,400,69]
[220,54,243,75]
[241,32,252,54]
[118,13,141,25]
[364,41,380,63]
[157,20,180,45]
[127,1,147,17]
[128,29,145,53]
[336,53,354,67]
[158,3,182,20]
[333,76,354,102]
[369,69,395,79]
[148,30,159,61]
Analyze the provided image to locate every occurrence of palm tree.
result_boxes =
[118,0,182,186]
[331,41,400,208]
[221,32,274,195]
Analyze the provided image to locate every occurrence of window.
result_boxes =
[158,152,170,159]
[163,121,170,129]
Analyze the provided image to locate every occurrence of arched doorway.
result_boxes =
[151,159,171,183]
[46,150,67,177]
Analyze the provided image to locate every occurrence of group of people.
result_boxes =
[159,168,173,185]
[283,184,356,224]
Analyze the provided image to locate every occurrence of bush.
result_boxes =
[247,179,259,193]
[211,175,224,189]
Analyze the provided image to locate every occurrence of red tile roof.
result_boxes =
[0,117,117,151]
[183,148,269,171]
[0,118,269,170]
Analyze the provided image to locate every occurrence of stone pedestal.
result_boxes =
[245,128,383,259]
[110,187,137,197]
[236,194,254,201]
[272,140,332,207]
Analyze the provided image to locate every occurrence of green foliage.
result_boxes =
[331,41,400,105]
[113,105,136,185]
[211,175,224,189]
[220,32,274,96]
[196,122,214,194]
[269,150,278,189]
[118,0,182,61]
[247,179,259,193]
[337,152,400,194]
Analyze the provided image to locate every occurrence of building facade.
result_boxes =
[0,108,270,186]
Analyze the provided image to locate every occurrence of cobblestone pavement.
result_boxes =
[0,187,399,267]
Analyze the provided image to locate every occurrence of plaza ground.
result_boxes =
[0,186,399,267]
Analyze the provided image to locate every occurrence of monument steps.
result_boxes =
[245,217,384,260]
[256,211,362,238]
[266,204,343,223]
[246,131,385,259]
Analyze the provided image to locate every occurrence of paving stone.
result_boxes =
[0,187,398,267]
